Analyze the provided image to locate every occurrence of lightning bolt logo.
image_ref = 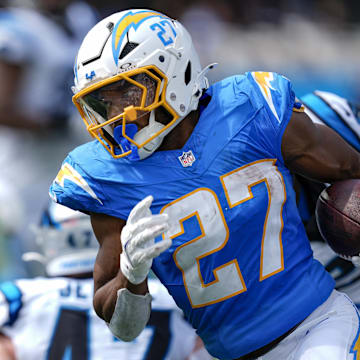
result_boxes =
[351,311,360,360]
[252,71,280,123]
[352,337,360,360]
[112,10,167,64]
[54,163,103,205]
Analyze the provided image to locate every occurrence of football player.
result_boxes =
[49,9,360,360]
[0,202,207,360]
[296,90,360,307]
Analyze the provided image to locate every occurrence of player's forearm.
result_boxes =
[91,212,149,321]
[289,147,360,183]
[285,122,360,183]
[312,123,360,181]
[93,272,151,342]
[91,199,169,341]
[93,271,148,322]
[332,148,360,181]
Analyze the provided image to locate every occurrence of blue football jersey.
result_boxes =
[50,72,334,359]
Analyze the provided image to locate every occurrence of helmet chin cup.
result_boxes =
[113,123,138,144]
[137,137,162,160]
[133,111,165,160]
[113,111,165,161]
[113,123,140,161]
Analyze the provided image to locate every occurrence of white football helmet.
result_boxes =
[23,202,98,277]
[72,9,214,160]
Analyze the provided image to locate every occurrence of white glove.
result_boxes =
[120,195,171,284]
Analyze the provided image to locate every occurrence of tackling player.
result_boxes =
[0,202,208,360]
[50,9,360,360]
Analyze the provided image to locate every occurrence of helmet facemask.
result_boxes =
[73,66,178,160]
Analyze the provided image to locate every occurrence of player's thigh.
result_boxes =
[261,290,359,360]
[294,291,359,360]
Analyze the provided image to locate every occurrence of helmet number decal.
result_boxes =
[150,20,177,46]
[86,71,96,80]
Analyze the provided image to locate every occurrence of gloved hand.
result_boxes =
[120,195,171,284]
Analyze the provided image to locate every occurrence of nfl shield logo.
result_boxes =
[178,150,196,167]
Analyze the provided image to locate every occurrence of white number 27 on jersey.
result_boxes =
[160,160,286,308]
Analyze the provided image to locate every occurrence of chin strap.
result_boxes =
[133,111,165,160]
[113,111,165,161]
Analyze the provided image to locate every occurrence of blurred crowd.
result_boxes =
[0,0,359,281]
[92,0,360,27]
[1,0,360,27]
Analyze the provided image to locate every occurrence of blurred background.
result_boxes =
[0,0,359,280]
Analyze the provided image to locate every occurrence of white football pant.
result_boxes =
[257,290,360,360]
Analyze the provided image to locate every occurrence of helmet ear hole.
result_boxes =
[184,61,191,85]
[119,42,139,60]
[155,105,173,126]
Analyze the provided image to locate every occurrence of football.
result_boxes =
[315,179,360,258]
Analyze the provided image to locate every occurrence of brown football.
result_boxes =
[315,179,360,258]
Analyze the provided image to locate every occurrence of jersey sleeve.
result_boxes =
[49,154,107,214]
[0,281,23,327]
[246,71,302,162]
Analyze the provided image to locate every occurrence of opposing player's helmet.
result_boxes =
[23,202,98,277]
[72,9,214,160]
